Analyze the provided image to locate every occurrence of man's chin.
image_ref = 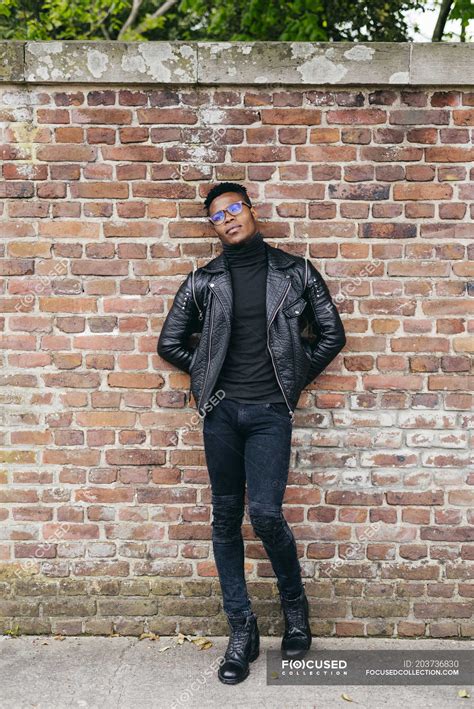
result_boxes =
[230,229,256,243]
[219,226,257,246]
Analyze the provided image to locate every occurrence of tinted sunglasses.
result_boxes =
[208,200,252,225]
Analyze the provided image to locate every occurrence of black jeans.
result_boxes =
[203,397,304,619]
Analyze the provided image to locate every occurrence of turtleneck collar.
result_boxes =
[222,230,266,268]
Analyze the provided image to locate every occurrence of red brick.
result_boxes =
[326,109,387,124]
[405,202,435,219]
[439,203,467,219]
[407,128,438,142]
[261,108,322,125]
[431,92,460,107]
[452,109,474,125]
[308,128,340,143]
[390,109,449,125]
[0,84,471,639]
[361,146,423,161]
[398,92,427,106]
[439,128,469,143]
[361,223,417,238]
[343,130,373,150]
[394,184,452,200]
[36,145,97,161]
[231,146,292,162]
[296,145,357,162]
[425,146,474,161]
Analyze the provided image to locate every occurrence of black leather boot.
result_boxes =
[218,611,260,684]
[280,588,312,660]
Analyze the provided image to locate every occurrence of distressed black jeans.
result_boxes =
[202,397,304,619]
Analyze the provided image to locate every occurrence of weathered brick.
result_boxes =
[390,109,449,125]
[0,74,471,639]
[395,183,454,200]
[261,108,322,125]
[361,223,417,238]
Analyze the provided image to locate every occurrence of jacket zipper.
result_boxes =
[197,283,216,414]
[192,268,203,321]
[267,280,295,423]
[187,270,204,403]
[197,283,234,415]
[187,349,196,404]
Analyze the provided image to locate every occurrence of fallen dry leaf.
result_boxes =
[458,689,470,699]
[173,632,213,649]
[191,636,213,650]
[138,632,158,641]
[157,645,172,652]
[341,693,357,702]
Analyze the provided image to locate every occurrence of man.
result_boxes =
[157,182,346,685]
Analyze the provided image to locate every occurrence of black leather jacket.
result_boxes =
[157,241,346,422]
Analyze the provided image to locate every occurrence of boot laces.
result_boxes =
[226,616,253,657]
[283,597,307,635]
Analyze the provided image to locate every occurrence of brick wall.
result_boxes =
[0,41,472,638]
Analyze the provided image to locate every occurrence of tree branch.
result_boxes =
[148,0,180,20]
[432,0,454,41]
[100,23,111,40]
[134,0,180,35]
[117,0,145,39]
[91,2,116,39]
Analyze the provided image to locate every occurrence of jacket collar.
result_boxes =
[197,232,297,343]
[200,233,295,273]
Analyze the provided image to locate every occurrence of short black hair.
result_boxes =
[203,182,252,216]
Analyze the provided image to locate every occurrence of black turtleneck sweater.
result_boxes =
[210,230,286,405]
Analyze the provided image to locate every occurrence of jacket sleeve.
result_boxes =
[157,271,200,375]
[302,260,346,388]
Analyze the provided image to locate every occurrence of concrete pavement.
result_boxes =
[0,635,472,709]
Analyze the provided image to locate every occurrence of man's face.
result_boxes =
[208,191,258,246]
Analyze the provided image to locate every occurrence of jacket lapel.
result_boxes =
[265,246,293,328]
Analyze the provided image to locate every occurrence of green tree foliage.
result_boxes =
[0,0,471,41]
[0,0,156,40]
